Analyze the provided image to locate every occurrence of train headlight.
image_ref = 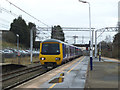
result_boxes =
[55,57,60,60]
[40,57,46,60]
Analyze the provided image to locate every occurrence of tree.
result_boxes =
[10,16,37,47]
[98,41,113,58]
[118,22,120,33]
[28,22,36,47]
[10,16,29,47]
[51,25,65,42]
[113,33,120,59]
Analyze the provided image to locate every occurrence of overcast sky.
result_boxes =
[0,0,119,44]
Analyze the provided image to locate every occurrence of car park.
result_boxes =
[3,49,13,54]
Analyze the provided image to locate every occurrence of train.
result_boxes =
[39,39,83,68]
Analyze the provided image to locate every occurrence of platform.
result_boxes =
[15,56,119,89]
[85,57,119,89]
[15,56,88,89]
[40,56,88,88]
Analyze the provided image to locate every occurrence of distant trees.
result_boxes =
[118,23,120,33]
[10,16,28,46]
[51,25,65,42]
[112,33,120,59]
[98,33,120,59]
[10,16,36,47]
[98,41,113,57]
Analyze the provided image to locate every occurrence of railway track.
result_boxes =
[1,64,48,90]
[1,56,82,90]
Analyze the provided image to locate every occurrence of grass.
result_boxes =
[2,41,40,66]
[4,56,40,66]
[2,41,26,49]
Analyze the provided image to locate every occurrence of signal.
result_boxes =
[86,47,88,51]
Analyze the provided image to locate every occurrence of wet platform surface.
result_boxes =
[14,56,119,89]
[39,56,88,88]
[15,56,88,89]
[85,57,119,89]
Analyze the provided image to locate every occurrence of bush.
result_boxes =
[2,31,16,43]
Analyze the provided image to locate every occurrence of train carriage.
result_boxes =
[39,39,82,68]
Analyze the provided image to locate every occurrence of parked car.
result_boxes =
[3,49,13,54]
[22,50,28,54]
[9,49,18,56]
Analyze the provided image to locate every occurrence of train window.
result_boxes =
[41,43,60,55]
[70,47,73,56]
[64,45,66,55]
[71,47,74,55]
[66,46,68,55]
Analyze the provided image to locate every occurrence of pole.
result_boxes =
[88,2,93,70]
[78,0,93,70]
[16,34,19,51]
[92,30,94,57]
[16,34,20,64]
[30,27,33,63]
[73,35,78,44]
[82,36,84,44]
[73,36,75,44]
[18,35,20,64]
[17,36,19,51]
[99,42,101,61]
[95,31,97,58]
[17,36,18,51]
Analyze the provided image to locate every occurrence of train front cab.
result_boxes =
[39,42,63,68]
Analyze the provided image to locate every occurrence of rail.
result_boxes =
[1,64,47,90]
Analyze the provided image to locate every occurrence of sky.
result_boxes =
[0,0,119,44]
[118,1,120,22]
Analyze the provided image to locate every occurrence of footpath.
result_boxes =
[85,57,119,89]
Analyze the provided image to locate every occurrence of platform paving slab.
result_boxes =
[85,57,119,89]
[39,56,89,89]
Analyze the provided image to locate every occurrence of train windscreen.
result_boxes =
[41,43,60,55]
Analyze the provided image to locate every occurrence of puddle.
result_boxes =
[49,77,64,83]
[49,73,64,83]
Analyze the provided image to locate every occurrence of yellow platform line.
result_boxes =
[67,56,85,74]
[49,83,56,89]
[48,56,85,89]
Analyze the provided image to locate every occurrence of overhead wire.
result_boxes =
[1,6,18,17]
[1,0,93,43]
[36,26,51,39]
[5,0,50,27]
[1,1,51,40]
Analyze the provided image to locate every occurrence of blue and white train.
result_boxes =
[39,39,83,68]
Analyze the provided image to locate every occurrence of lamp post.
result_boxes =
[30,27,33,63]
[30,27,36,63]
[16,34,20,64]
[16,34,19,52]
[78,0,93,70]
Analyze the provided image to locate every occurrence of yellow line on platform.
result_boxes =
[49,83,56,89]
[67,56,85,74]
[48,56,85,89]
